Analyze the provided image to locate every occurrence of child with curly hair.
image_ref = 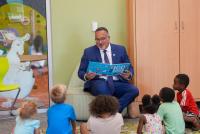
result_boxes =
[80,95,124,134]
[13,101,40,134]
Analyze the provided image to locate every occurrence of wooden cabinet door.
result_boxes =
[180,0,200,99]
[135,0,180,99]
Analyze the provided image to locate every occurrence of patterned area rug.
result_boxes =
[120,122,200,134]
[39,120,200,134]
[40,122,138,134]
[121,121,138,134]
[1,113,200,134]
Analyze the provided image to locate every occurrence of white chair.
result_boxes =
[66,64,94,120]
[66,63,140,120]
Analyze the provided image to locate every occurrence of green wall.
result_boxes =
[51,0,127,85]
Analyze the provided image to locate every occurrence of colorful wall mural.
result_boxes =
[0,0,49,113]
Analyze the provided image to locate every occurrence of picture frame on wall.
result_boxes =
[0,0,52,115]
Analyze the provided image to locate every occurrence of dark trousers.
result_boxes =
[87,79,139,112]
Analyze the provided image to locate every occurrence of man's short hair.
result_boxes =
[95,27,109,33]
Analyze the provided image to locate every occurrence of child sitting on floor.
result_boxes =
[46,84,77,134]
[13,101,40,134]
[173,73,200,130]
[137,94,163,134]
[157,87,185,134]
[80,95,124,134]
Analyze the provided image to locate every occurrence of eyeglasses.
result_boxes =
[95,37,108,42]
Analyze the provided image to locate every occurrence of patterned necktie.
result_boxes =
[103,50,115,93]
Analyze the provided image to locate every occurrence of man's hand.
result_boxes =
[120,70,131,80]
[85,72,96,80]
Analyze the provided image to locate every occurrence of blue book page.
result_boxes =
[87,61,130,76]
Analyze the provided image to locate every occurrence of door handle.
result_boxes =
[174,21,178,30]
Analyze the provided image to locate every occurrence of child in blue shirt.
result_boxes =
[46,84,77,134]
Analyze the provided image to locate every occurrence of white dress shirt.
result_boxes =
[99,44,118,80]
[99,44,112,64]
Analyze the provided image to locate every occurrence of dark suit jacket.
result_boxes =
[78,43,134,90]
[0,0,7,7]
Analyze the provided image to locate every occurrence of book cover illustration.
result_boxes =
[87,61,131,76]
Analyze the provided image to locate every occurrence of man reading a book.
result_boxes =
[78,27,139,112]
